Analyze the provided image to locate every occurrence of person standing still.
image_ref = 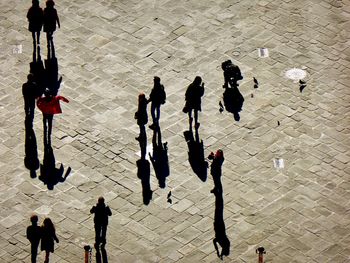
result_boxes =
[90,197,112,248]
[26,214,41,263]
[148,76,166,129]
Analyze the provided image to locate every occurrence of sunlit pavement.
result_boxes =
[0,0,350,262]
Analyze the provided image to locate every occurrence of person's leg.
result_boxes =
[156,105,160,124]
[47,115,53,145]
[194,110,199,128]
[43,114,48,145]
[101,224,107,245]
[37,31,40,45]
[150,103,156,125]
[188,109,193,130]
[44,251,50,263]
[30,243,38,263]
[95,225,101,247]
[32,32,36,46]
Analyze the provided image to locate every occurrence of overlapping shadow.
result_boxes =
[183,127,208,182]
[209,150,230,260]
[96,246,108,263]
[136,125,153,205]
[39,142,71,190]
[24,120,40,179]
[149,125,169,189]
[222,86,244,122]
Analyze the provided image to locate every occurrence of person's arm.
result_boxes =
[90,206,96,214]
[57,96,69,103]
[54,231,59,243]
[107,206,112,216]
[56,11,60,28]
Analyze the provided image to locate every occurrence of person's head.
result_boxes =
[32,0,39,7]
[215,149,223,159]
[42,217,54,229]
[98,196,105,205]
[153,76,160,85]
[30,214,38,225]
[193,76,202,86]
[27,73,34,82]
[138,93,146,103]
[46,0,55,7]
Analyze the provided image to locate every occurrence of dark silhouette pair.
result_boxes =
[26,215,59,263]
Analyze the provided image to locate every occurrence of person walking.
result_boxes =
[26,214,41,263]
[43,0,60,51]
[40,218,59,263]
[36,90,69,145]
[148,76,166,129]
[90,197,112,248]
[27,0,44,46]
[183,76,204,130]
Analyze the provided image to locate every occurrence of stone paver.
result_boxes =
[0,0,350,262]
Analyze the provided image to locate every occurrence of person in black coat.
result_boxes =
[43,0,60,51]
[90,197,112,248]
[40,218,59,263]
[26,214,41,263]
[27,0,43,46]
[148,76,166,129]
[183,76,204,130]
[221,60,243,88]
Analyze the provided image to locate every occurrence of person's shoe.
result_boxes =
[149,123,155,130]
[195,122,200,129]
[135,136,140,141]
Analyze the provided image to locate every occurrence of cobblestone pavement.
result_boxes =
[1,0,350,262]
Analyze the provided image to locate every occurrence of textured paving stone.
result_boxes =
[1,0,350,262]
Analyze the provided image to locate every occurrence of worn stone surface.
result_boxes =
[0,0,350,262]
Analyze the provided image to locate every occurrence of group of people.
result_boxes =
[27,0,60,50]
[27,197,111,263]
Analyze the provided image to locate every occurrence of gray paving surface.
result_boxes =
[1,0,350,262]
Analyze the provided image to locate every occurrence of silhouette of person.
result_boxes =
[22,73,40,125]
[148,76,166,129]
[90,197,112,248]
[43,0,60,53]
[223,85,244,121]
[208,150,230,260]
[183,76,204,130]
[40,218,59,263]
[24,121,40,178]
[27,0,43,47]
[37,90,69,145]
[221,60,243,88]
[26,214,41,263]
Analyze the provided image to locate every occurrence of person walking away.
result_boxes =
[40,218,59,263]
[90,197,112,248]
[43,0,60,52]
[26,214,41,263]
[148,76,166,129]
[27,0,43,46]
[37,90,69,145]
[183,76,204,130]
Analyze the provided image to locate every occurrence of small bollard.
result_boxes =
[256,247,266,263]
[84,245,92,263]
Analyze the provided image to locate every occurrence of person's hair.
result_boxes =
[46,0,55,7]
[215,149,223,159]
[30,214,38,224]
[154,76,160,84]
[98,196,105,204]
[42,218,55,232]
[193,76,202,85]
[138,93,146,102]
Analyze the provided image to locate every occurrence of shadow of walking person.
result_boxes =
[208,150,230,260]
[183,126,208,182]
[96,245,108,263]
[24,120,40,178]
[136,156,152,205]
[39,143,71,190]
[149,124,169,189]
[222,86,244,121]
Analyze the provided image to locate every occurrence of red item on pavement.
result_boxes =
[37,95,69,114]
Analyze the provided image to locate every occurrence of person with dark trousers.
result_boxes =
[22,73,40,125]
[43,0,60,52]
[183,76,204,130]
[90,197,112,248]
[148,76,166,129]
[40,218,59,263]
[36,90,69,145]
[26,214,41,263]
[135,93,148,145]
[27,0,43,46]
[221,60,243,88]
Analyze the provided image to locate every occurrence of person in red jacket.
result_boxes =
[37,91,69,145]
